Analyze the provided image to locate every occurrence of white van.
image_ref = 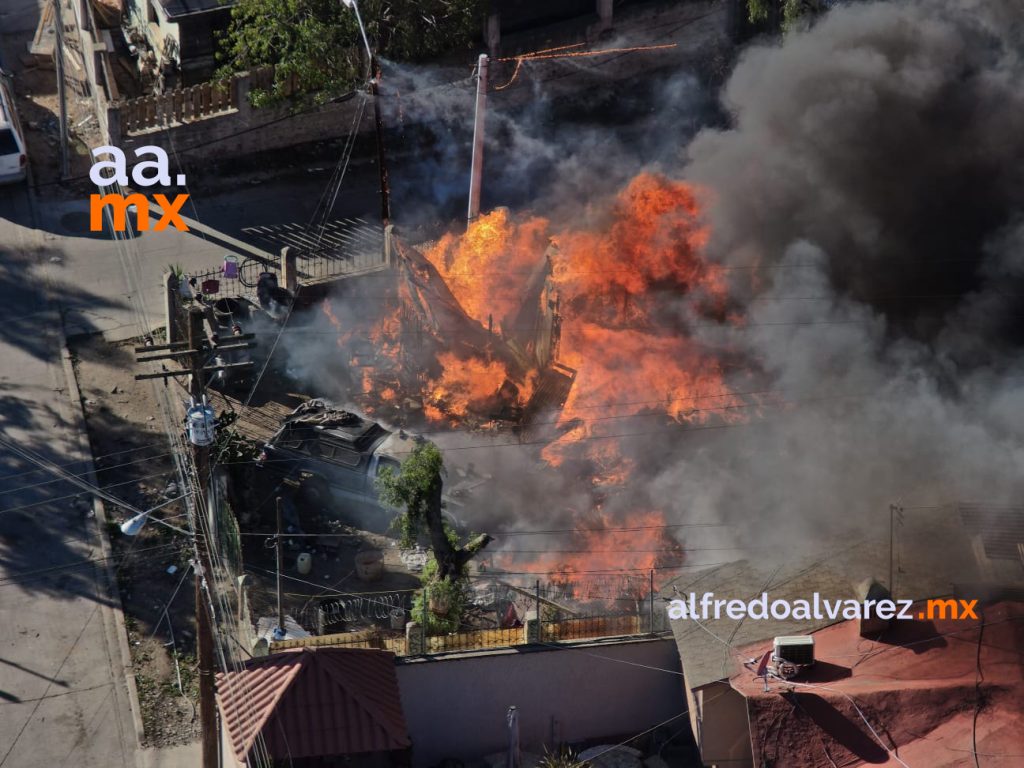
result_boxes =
[0,69,27,184]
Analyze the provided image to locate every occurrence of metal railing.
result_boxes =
[269,609,659,656]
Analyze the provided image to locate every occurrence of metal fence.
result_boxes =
[181,218,388,302]
[269,609,659,656]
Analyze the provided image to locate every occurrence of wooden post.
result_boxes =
[276,497,285,637]
[281,246,297,293]
[649,569,655,634]
[164,271,179,345]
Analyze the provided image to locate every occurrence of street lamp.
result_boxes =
[120,494,193,536]
[341,0,374,79]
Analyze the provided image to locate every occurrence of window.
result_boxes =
[319,440,361,467]
[376,457,401,477]
[0,129,18,156]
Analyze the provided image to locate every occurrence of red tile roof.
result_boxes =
[216,647,410,764]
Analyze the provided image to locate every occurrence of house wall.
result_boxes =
[108,75,367,164]
[394,637,684,767]
[694,682,753,768]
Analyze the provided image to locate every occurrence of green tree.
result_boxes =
[375,441,491,581]
[218,0,483,105]
[377,441,491,634]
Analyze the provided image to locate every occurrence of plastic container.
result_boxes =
[296,552,313,575]
[186,403,215,446]
[222,255,239,279]
[354,550,384,581]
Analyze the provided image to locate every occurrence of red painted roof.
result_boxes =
[732,601,1024,767]
[216,647,410,764]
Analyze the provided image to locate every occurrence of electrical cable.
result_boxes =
[0,442,169,483]
[0,452,176,497]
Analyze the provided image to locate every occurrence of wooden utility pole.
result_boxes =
[188,309,218,768]
[134,307,255,768]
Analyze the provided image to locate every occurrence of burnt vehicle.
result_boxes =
[257,399,486,532]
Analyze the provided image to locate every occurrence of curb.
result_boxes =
[59,343,147,750]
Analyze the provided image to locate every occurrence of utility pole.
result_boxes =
[275,497,285,639]
[467,53,488,223]
[187,309,218,768]
[649,569,655,634]
[888,503,903,598]
[134,307,255,768]
[370,67,391,226]
[52,0,70,179]
[342,0,390,226]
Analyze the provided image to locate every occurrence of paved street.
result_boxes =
[0,184,136,767]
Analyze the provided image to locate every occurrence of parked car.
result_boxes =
[256,400,487,533]
[0,68,27,184]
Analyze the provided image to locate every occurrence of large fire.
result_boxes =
[492,509,684,603]
[425,172,746,467]
[322,172,747,599]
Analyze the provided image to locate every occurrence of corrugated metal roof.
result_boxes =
[216,647,410,763]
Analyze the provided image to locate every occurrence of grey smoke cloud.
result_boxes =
[659,0,1024,555]
[279,0,1024,572]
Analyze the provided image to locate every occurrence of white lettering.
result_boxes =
[131,146,173,187]
[90,146,128,187]
[896,600,914,620]
[667,599,688,620]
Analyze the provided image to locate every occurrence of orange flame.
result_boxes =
[425,352,509,421]
[424,207,549,331]
[496,509,682,601]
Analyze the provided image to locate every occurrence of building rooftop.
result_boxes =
[216,647,410,763]
[734,600,1024,767]
[660,504,982,691]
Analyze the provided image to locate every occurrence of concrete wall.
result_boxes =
[394,637,684,767]
[109,81,367,164]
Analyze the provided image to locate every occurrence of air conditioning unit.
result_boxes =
[772,635,815,678]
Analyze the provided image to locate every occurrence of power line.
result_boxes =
[0,442,169,483]
[0,451,176,497]
[0,469,176,517]
[0,542,183,589]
